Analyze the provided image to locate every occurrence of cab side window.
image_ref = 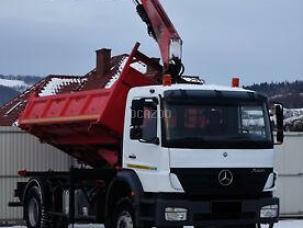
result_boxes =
[141,105,157,140]
[130,99,158,142]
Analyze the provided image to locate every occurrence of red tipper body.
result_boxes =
[18,44,162,167]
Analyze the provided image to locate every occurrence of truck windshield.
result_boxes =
[162,90,273,149]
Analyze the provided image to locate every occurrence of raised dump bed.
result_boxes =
[18,44,162,167]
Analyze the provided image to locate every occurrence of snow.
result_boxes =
[283,108,303,126]
[130,61,147,74]
[0,78,28,88]
[181,76,204,84]
[3,220,303,228]
[4,101,23,115]
[104,58,149,89]
[39,78,85,97]
[284,115,303,125]
[104,57,128,89]
[284,108,303,119]
[274,220,303,228]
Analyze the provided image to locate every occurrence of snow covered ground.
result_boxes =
[268,220,303,228]
[284,108,303,127]
[3,220,303,228]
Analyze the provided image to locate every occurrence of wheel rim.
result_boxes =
[28,197,39,226]
[116,211,134,228]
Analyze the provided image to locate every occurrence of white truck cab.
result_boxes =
[122,84,282,228]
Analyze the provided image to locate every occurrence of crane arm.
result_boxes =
[135,0,183,79]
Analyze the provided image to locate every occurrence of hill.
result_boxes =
[0,85,20,106]
[0,75,41,105]
[245,80,303,131]
[0,75,41,93]
[244,80,303,108]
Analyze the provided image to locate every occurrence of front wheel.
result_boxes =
[112,198,135,228]
[196,225,259,228]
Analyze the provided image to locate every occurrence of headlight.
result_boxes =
[260,205,279,218]
[165,208,187,221]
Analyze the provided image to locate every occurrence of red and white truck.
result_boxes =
[9,1,284,228]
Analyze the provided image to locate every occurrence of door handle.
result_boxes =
[128,154,137,159]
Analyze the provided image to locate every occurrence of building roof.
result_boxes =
[0,54,132,126]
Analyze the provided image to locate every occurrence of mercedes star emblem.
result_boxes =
[218,169,233,186]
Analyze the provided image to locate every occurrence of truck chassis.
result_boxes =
[10,168,277,228]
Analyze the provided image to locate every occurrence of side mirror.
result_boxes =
[130,127,143,140]
[274,104,284,144]
[130,127,160,145]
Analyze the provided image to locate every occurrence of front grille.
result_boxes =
[194,212,256,221]
[194,201,256,221]
[171,168,272,196]
[212,201,242,217]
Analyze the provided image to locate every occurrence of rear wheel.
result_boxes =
[24,185,50,228]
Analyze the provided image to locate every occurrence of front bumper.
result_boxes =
[137,194,279,227]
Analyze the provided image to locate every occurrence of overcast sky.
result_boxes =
[0,0,302,85]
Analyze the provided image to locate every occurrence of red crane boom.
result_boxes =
[136,0,183,80]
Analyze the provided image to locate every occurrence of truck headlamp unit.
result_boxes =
[260,204,279,218]
[165,207,188,221]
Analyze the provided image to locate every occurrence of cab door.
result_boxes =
[123,97,172,192]
[123,97,160,170]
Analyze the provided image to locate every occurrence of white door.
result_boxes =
[122,97,173,192]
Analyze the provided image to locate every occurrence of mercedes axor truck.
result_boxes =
[8,0,284,228]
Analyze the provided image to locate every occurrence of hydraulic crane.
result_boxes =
[135,0,184,81]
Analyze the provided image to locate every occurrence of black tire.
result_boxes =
[195,225,257,228]
[24,185,50,228]
[227,225,258,228]
[111,198,135,228]
[108,198,180,228]
[226,225,257,228]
